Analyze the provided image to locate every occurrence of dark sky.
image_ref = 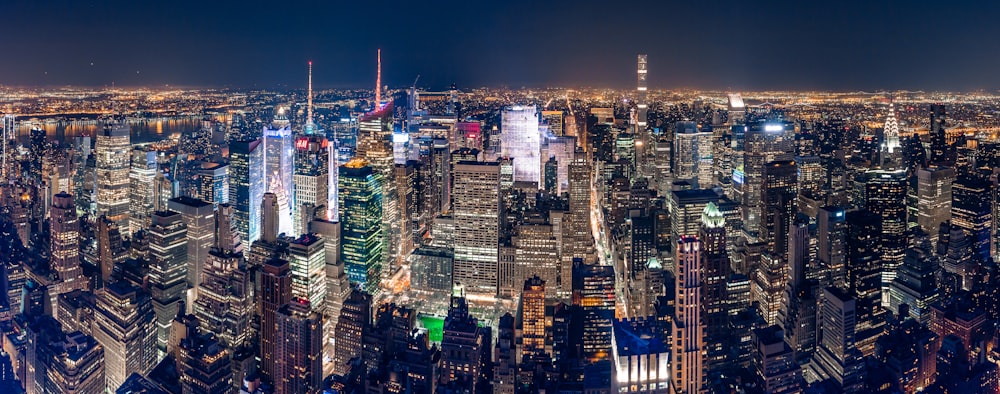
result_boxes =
[3,0,1000,91]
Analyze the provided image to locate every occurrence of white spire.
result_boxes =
[375,49,382,111]
[881,100,902,169]
[306,61,315,133]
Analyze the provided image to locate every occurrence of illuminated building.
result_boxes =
[916,167,955,242]
[196,162,229,206]
[309,218,347,377]
[440,296,487,391]
[26,319,105,394]
[293,135,330,236]
[261,193,280,244]
[177,329,233,394]
[518,276,546,359]
[1,114,13,181]
[951,175,992,262]
[96,216,126,285]
[741,120,795,241]
[274,299,323,394]
[699,203,729,372]
[793,155,823,197]
[565,158,594,262]
[410,246,454,296]
[817,206,847,288]
[752,326,802,394]
[671,236,705,394]
[573,261,615,363]
[880,103,902,169]
[49,193,86,305]
[928,104,955,166]
[358,103,399,280]
[147,211,188,361]
[845,210,886,357]
[637,54,648,129]
[338,160,384,297]
[811,287,863,392]
[541,110,564,136]
[194,209,253,350]
[167,196,214,291]
[494,313,516,394]
[93,281,158,392]
[258,258,292,382]
[95,123,132,237]
[612,318,669,393]
[888,240,939,324]
[501,105,540,185]
[673,121,714,188]
[761,160,797,258]
[230,139,265,244]
[263,116,295,234]
[452,161,501,297]
[334,290,371,376]
[514,222,561,299]
[128,149,157,235]
[864,169,907,305]
[288,234,327,313]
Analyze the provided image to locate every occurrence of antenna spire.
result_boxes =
[307,61,314,128]
[375,49,381,111]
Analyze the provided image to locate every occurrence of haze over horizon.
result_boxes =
[4,0,1000,91]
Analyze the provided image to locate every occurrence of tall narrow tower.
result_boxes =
[637,54,647,129]
[306,61,314,133]
[375,49,382,111]
[881,101,902,169]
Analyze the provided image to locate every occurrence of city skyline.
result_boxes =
[3,0,1000,90]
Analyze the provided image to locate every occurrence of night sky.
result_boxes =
[4,0,1000,91]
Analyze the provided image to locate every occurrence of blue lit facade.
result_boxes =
[230,139,265,244]
[338,160,383,297]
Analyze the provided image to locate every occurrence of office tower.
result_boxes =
[230,139,265,244]
[395,162,417,255]
[95,123,132,236]
[637,54,648,129]
[741,120,795,241]
[129,149,157,234]
[881,103,902,169]
[541,110,565,136]
[263,119,294,233]
[34,329,105,394]
[287,235,326,313]
[338,160,384,297]
[673,121,714,188]
[928,104,954,166]
[888,240,939,324]
[700,203,729,371]
[177,330,233,394]
[812,287,863,393]
[310,218,348,377]
[49,193,86,299]
[359,109,401,281]
[761,160,797,257]
[845,210,886,357]
[573,261,615,363]
[671,236,705,394]
[334,290,372,376]
[93,281,158,392]
[452,161,501,296]
[916,166,954,243]
[196,162,229,206]
[818,206,847,287]
[293,135,331,236]
[274,299,323,394]
[167,196,214,291]
[669,188,722,240]
[952,176,992,262]
[440,296,487,391]
[147,210,187,359]
[494,313,516,394]
[519,276,546,359]
[543,156,558,193]
[501,105,540,185]
[752,326,802,394]
[865,169,907,304]
[514,222,561,298]
[258,258,292,381]
[261,193,280,244]
[1,114,13,180]
[794,155,824,196]
[612,318,670,393]
[96,215,126,284]
[410,245,454,296]
[616,133,637,172]
[566,158,594,260]
[194,227,253,350]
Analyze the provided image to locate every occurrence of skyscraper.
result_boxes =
[637,54,648,129]
[573,261,615,363]
[672,236,705,394]
[845,210,886,357]
[762,160,797,257]
[741,120,795,241]
[812,287,863,392]
[288,234,327,313]
[293,135,331,236]
[93,281,157,392]
[338,159,384,297]
[167,196,214,292]
[880,102,902,169]
[129,149,157,235]
[501,105,540,185]
[95,123,132,236]
[1,114,13,181]
[951,176,992,262]
[49,193,86,302]
[865,169,908,305]
[274,300,323,394]
[258,258,292,382]
[261,192,280,243]
[230,139,265,244]
[263,117,295,235]
[928,104,954,166]
[916,167,954,243]
[440,296,487,391]
[334,290,371,376]
[452,161,501,297]
[519,276,546,359]
[700,202,729,372]
[673,121,714,188]
[147,210,187,360]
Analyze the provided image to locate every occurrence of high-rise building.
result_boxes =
[230,139,265,244]
[513,222,561,298]
[310,218,349,377]
[293,135,331,236]
[637,54,648,129]
[258,258,292,382]
[177,329,233,394]
[573,261,615,363]
[167,196,214,292]
[928,104,955,166]
[700,202,729,372]
[261,192,280,244]
[334,290,371,376]
[96,216,126,285]
[452,161,501,297]
[440,296,487,391]
[881,103,903,169]
[865,169,907,304]
[518,276,546,359]
[274,299,323,394]
[673,121,714,188]
[752,325,802,394]
[287,234,326,314]
[146,210,187,360]
[494,313,516,394]
[194,220,253,350]
[129,149,157,235]
[741,120,795,241]
[916,167,954,243]
[761,160,797,257]
[95,124,132,236]
[888,240,939,324]
[338,159,384,297]
[196,162,229,206]
[93,281,158,392]
[672,236,705,393]
[501,106,540,185]
[817,206,848,287]
[952,176,992,262]
[612,318,670,393]
[49,193,86,303]
[32,328,105,394]
[845,210,886,357]
[1,114,13,181]
[812,287,863,393]
[263,120,295,234]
